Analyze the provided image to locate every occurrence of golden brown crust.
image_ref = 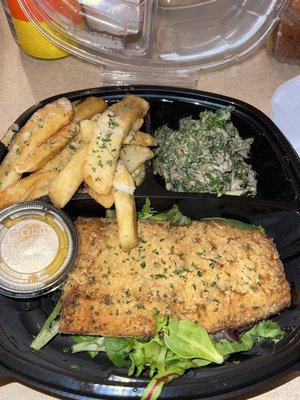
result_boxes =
[59,218,291,337]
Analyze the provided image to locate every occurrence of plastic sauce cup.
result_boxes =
[0,201,78,298]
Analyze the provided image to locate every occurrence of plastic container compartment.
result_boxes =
[17,0,289,86]
[0,87,299,400]
[2,86,299,206]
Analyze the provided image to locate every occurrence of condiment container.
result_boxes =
[3,0,69,59]
[17,0,289,86]
[0,201,77,298]
[266,0,300,65]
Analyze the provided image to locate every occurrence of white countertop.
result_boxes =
[0,5,299,400]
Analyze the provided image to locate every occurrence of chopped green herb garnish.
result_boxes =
[68,144,77,151]
[153,274,167,279]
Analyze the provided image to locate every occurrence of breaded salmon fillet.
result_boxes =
[59,218,291,337]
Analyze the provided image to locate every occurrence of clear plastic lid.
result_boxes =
[18,0,289,85]
[0,201,78,298]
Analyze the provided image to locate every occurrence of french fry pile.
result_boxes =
[0,95,156,250]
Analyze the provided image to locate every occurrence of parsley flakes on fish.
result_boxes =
[154,106,257,196]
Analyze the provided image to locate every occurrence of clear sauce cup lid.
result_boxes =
[0,201,77,298]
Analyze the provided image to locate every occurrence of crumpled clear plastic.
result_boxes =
[270,75,300,155]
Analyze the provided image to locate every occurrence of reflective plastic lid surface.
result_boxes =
[18,0,289,82]
[0,201,78,298]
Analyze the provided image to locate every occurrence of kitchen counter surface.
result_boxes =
[0,5,299,400]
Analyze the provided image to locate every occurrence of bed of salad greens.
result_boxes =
[154,106,257,196]
[30,200,284,400]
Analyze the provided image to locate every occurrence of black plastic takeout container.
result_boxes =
[0,86,299,400]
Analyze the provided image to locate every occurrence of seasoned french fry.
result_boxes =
[113,191,138,251]
[40,140,78,173]
[87,186,115,208]
[29,172,57,201]
[0,171,56,209]
[131,118,144,132]
[71,99,81,108]
[0,125,27,190]
[84,95,149,195]
[48,143,89,209]
[123,131,157,146]
[83,111,123,195]
[132,164,146,186]
[120,145,154,173]
[110,94,149,119]
[88,159,135,208]
[0,99,72,188]
[91,113,102,122]
[40,120,96,173]
[14,123,79,173]
[79,119,98,141]
[112,161,137,250]
[113,160,135,194]
[1,123,19,147]
[13,98,73,172]
[73,96,107,122]
[0,149,22,191]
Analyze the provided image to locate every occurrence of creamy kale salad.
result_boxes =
[154,107,257,196]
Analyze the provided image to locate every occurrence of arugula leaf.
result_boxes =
[105,337,134,368]
[31,298,285,400]
[141,366,184,400]
[252,320,285,343]
[152,310,168,335]
[150,205,191,226]
[164,349,211,369]
[137,199,191,226]
[127,314,223,400]
[192,358,212,367]
[111,198,261,231]
[138,198,158,219]
[107,199,191,227]
[71,336,105,358]
[164,319,223,364]
[30,299,61,351]
[152,205,188,225]
[137,316,283,399]
[216,320,285,356]
[130,339,167,377]
[201,217,263,231]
